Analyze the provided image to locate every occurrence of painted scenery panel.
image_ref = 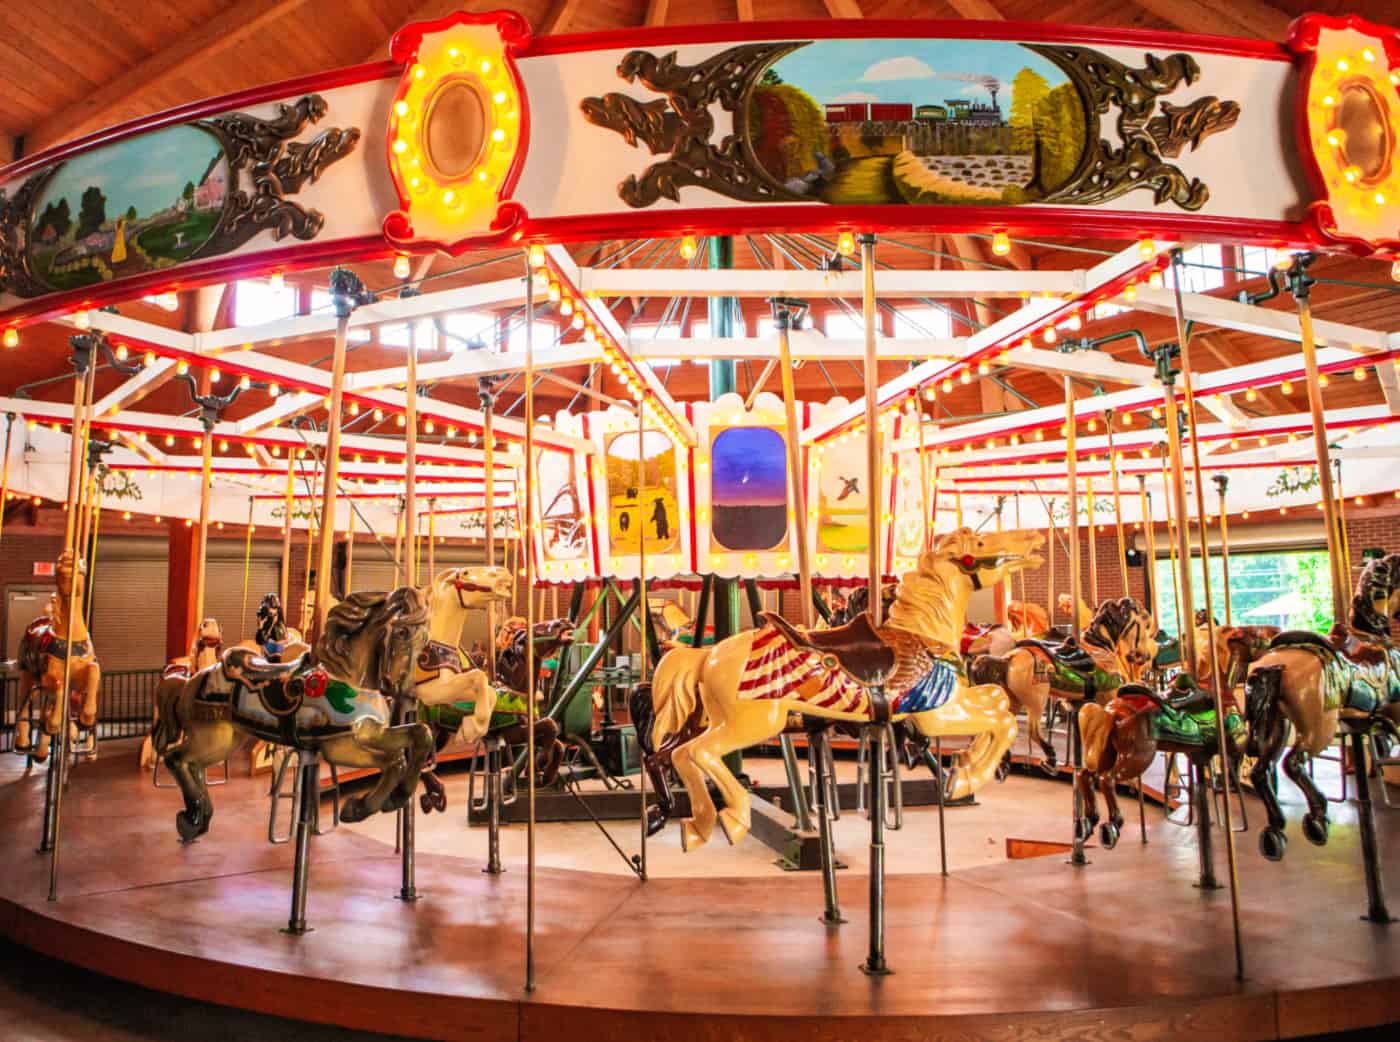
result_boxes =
[606,430,680,554]
[815,435,868,554]
[748,40,1080,207]
[892,453,924,560]
[29,125,228,292]
[537,449,586,561]
[710,427,787,552]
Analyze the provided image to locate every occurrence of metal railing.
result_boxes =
[1,668,163,752]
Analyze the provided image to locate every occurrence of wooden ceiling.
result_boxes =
[1,0,1399,463]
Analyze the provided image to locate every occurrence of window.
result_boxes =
[630,324,681,366]
[1151,547,1333,638]
[690,320,709,340]
[755,316,777,340]
[442,312,496,351]
[234,279,296,327]
[1240,245,1287,277]
[1163,244,1225,294]
[891,307,954,339]
[506,319,557,353]
[374,320,436,350]
[823,310,865,339]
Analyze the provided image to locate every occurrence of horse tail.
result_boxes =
[1244,663,1284,758]
[150,676,185,756]
[629,683,656,756]
[1079,702,1112,774]
[968,653,1008,690]
[649,646,706,748]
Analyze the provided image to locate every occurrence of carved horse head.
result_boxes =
[1352,552,1400,639]
[426,565,514,615]
[1085,598,1158,683]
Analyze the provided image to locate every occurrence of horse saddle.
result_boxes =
[418,639,464,674]
[222,647,312,717]
[1272,628,1388,668]
[1016,637,1095,674]
[760,610,896,687]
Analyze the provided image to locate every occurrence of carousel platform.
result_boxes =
[2,742,1398,1042]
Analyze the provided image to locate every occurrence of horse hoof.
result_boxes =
[646,807,668,838]
[432,791,447,813]
[1038,759,1060,778]
[1302,813,1329,847]
[340,797,369,824]
[995,759,1010,783]
[419,793,435,815]
[1099,822,1120,850]
[1259,828,1287,861]
[680,819,707,852]
[175,811,205,843]
[1075,817,1096,843]
[718,808,749,846]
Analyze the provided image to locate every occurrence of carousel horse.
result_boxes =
[1193,609,1280,700]
[964,600,1052,657]
[1058,593,1095,633]
[829,583,896,627]
[1245,552,1400,861]
[240,592,309,661]
[642,528,1041,850]
[15,552,101,764]
[488,616,573,785]
[139,617,225,769]
[409,565,514,811]
[152,586,434,841]
[969,598,1158,768]
[1077,677,1246,849]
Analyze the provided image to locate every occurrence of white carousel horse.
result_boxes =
[648,527,1043,850]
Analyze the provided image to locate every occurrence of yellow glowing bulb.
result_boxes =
[1043,326,1057,344]
[494,91,507,105]
[2,328,17,348]
[491,127,506,143]
[394,100,409,118]
[959,369,971,384]
[1245,386,1257,402]
[1322,94,1336,107]
[176,359,189,376]
[679,235,698,260]
[74,309,90,329]
[1336,58,1349,72]
[837,231,856,256]
[1392,259,1400,282]
[411,64,425,80]
[1326,130,1345,148]
[559,297,573,317]
[268,272,285,293]
[941,378,953,393]
[209,367,221,383]
[1344,166,1361,183]
[164,434,175,447]
[528,243,546,269]
[1318,372,1331,388]
[441,189,457,207]
[1375,192,1387,206]
[1281,379,1294,395]
[479,58,492,75]
[1122,283,1138,303]
[992,232,1010,255]
[238,374,250,391]
[1137,238,1155,260]
[392,138,408,155]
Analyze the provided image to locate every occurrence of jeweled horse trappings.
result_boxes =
[645,527,1041,850]
[15,552,101,764]
[152,586,433,841]
[1245,552,1400,861]
[969,597,1157,768]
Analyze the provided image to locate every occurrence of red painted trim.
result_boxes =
[0,61,400,183]
[581,412,602,577]
[686,403,700,575]
[520,18,1292,62]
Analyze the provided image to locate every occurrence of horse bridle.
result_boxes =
[951,551,1024,590]
[451,574,498,609]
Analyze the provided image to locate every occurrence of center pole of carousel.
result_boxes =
[857,232,891,977]
[707,236,742,783]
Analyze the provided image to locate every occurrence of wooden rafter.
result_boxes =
[943,0,1004,19]
[822,0,864,17]
[543,0,585,35]
[645,0,670,27]
[1128,0,1290,41]
[25,0,315,153]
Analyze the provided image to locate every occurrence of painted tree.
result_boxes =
[182,181,195,202]
[75,186,107,240]
[125,204,138,221]
[1029,83,1085,194]
[37,198,72,239]
[1008,67,1049,154]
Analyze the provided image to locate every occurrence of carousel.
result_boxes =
[1,5,1400,1041]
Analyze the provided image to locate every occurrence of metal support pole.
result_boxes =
[1215,476,1232,627]
[524,255,539,992]
[1191,757,1219,890]
[1108,414,1129,598]
[859,234,883,625]
[934,735,948,875]
[1350,729,1394,922]
[860,718,891,976]
[1065,379,1088,869]
[774,299,813,628]
[397,695,420,903]
[484,739,504,875]
[283,750,320,934]
[807,722,844,925]
[280,452,294,610]
[780,733,813,833]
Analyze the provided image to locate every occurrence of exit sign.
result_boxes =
[33,561,55,577]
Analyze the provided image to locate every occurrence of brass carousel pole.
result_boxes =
[1046,497,1056,629]
[0,413,15,549]
[1160,454,1184,641]
[858,232,889,977]
[399,304,420,905]
[193,420,215,638]
[426,498,435,582]
[1334,460,1353,593]
[524,257,538,992]
[482,377,497,679]
[1214,476,1232,627]
[45,338,97,896]
[393,497,404,586]
[774,299,813,629]
[635,392,648,884]
[1013,492,1028,618]
[1108,415,1130,599]
[1065,377,1088,868]
[1138,475,1159,624]
[241,498,255,643]
[344,499,354,596]
[1085,473,1099,606]
[280,452,294,614]
[1167,251,1244,979]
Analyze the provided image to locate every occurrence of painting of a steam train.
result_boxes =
[746,39,1084,206]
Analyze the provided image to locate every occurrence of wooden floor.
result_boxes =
[2,742,1399,1041]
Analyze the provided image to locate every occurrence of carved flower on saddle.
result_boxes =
[304,670,328,699]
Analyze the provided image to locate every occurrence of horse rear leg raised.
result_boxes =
[1246,664,1291,860]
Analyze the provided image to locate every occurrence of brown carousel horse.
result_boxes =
[139,617,225,769]
[969,597,1158,768]
[152,587,434,841]
[490,617,572,784]
[643,528,1040,850]
[1193,609,1280,701]
[1245,552,1400,860]
[15,552,101,763]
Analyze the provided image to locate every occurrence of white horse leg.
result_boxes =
[687,700,788,846]
[911,683,1017,800]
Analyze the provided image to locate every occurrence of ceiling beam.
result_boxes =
[543,0,585,34]
[736,0,755,19]
[631,336,962,362]
[943,0,1004,18]
[822,0,864,17]
[582,266,1081,299]
[1129,0,1291,41]
[25,0,315,153]
[644,0,670,26]
[1003,344,1158,386]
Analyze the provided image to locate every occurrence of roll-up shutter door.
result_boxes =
[89,558,169,671]
[201,559,281,646]
[347,547,500,650]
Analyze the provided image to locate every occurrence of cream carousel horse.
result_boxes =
[965,600,1052,657]
[15,552,101,763]
[1058,593,1095,633]
[139,617,226,769]
[969,598,1158,768]
[646,528,1042,850]
[1246,552,1400,860]
[153,587,434,841]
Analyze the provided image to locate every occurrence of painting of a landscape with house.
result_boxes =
[28,125,228,292]
[746,39,1085,206]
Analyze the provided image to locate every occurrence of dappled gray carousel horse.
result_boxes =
[151,587,433,842]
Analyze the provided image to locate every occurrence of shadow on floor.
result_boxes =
[0,938,416,1041]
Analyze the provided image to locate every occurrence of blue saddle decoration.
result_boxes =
[897,657,957,714]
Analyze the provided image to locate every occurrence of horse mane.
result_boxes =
[1352,552,1400,638]
[1085,598,1145,649]
[885,560,962,642]
[317,586,428,685]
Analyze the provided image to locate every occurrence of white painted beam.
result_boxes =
[581,266,1083,300]
[1004,345,1158,386]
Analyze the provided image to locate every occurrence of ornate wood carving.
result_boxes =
[581,42,806,208]
[0,166,59,298]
